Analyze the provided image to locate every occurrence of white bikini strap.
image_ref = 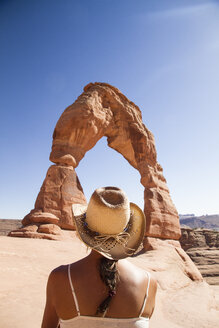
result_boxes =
[139,271,151,317]
[68,264,80,316]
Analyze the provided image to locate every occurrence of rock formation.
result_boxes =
[10,82,180,241]
[180,227,219,250]
[9,165,86,239]
[180,228,219,285]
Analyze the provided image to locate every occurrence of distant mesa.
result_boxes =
[180,214,219,230]
[179,214,195,218]
[9,82,180,242]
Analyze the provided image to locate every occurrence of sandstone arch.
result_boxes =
[10,82,180,241]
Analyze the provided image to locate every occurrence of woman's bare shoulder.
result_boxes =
[119,259,157,287]
[48,257,85,283]
[46,265,67,292]
[49,258,83,278]
[49,264,67,278]
[46,263,76,296]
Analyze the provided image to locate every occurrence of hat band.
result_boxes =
[94,231,135,255]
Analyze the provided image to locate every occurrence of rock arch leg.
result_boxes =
[9,165,86,240]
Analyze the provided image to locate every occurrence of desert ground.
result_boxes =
[0,235,218,328]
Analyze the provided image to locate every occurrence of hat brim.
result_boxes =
[72,202,146,260]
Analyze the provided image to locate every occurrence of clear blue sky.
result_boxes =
[1,0,218,219]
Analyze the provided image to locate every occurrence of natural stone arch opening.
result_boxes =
[9,82,180,241]
[76,136,144,209]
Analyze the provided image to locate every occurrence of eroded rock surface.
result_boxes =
[186,248,219,285]
[10,82,180,240]
[50,82,180,239]
[9,165,86,240]
[180,228,219,285]
[180,228,219,250]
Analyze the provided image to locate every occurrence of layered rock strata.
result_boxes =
[0,219,22,236]
[180,228,219,285]
[180,228,219,249]
[9,165,86,240]
[10,82,180,241]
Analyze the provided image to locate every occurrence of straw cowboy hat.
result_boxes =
[72,186,146,260]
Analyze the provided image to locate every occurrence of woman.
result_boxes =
[42,186,157,327]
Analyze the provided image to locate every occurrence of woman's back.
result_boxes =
[42,251,157,327]
[41,187,157,327]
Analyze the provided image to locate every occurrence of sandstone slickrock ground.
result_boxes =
[180,228,219,285]
[0,236,218,328]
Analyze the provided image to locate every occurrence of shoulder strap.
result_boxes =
[139,271,151,317]
[68,264,80,316]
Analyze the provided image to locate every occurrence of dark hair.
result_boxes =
[96,257,119,316]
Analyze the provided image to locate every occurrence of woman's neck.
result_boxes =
[88,249,105,261]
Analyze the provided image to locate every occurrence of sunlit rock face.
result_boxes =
[50,82,180,239]
[9,165,86,240]
[10,82,180,240]
[180,228,219,285]
[22,165,86,230]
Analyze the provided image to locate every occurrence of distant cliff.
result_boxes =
[180,228,219,285]
[179,214,219,230]
[0,219,22,236]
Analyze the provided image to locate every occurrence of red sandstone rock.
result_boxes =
[50,82,180,239]
[180,228,219,285]
[34,165,86,229]
[9,231,62,240]
[143,237,203,282]
[11,82,180,240]
[20,164,86,234]
[12,224,39,233]
[38,224,62,235]
[22,211,60,226]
